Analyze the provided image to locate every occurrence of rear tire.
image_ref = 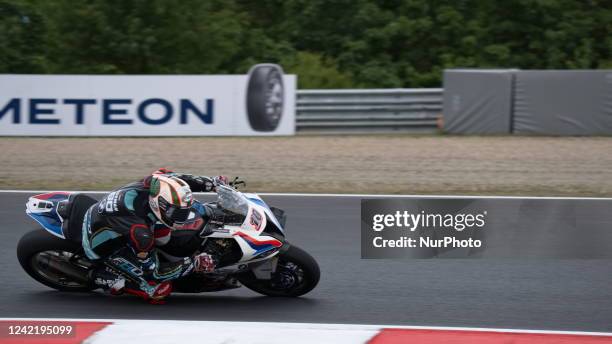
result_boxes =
[238,245,320,297]
[17,230,93,292]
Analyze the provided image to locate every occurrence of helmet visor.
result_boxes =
[159,197,191,225]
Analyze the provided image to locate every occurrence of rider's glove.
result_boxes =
[193,252,216,273]
[213,175,229,188]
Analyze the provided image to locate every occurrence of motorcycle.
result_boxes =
[17,184,320,298]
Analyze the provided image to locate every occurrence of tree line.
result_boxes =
[1,0,610,88]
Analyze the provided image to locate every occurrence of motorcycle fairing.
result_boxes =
[25,192,72,239]
[210,223,282,263]
[244,193,284,233]
[234,231,282,254]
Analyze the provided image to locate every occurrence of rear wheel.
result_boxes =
[238,245,320,297]
[17,230,94,292]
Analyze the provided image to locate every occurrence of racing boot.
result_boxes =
[124,280,173,305]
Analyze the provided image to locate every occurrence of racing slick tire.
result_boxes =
[17,229,94,292]
[238,244,320,297]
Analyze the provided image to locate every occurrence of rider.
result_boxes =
[82,168,227,304]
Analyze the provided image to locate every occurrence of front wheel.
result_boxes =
[17,230,94,292]
[238,245,320,297]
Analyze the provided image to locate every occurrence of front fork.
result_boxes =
[247,241,291,280]
[248,255,280,280]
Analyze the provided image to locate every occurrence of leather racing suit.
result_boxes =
[82,169,221,303]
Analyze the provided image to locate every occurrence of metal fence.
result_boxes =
[296,88,442,134]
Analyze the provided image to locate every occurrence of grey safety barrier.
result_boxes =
[513,70,612,135]
[443,69,515,134]
[296,89,442,134]
[442,69,612,135]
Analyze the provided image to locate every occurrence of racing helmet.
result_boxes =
[149,175,193,228]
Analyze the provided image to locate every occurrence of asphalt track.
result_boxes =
[1,192,611,332]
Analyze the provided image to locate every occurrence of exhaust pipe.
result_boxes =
[36,255,91,285]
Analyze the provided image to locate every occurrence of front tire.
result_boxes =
[17,230,93,292]
[238,245,320,297]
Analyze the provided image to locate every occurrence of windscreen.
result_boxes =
[216,185,249,217]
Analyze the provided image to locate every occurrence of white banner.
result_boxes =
[0,68,295,136]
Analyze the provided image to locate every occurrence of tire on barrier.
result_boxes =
[246,64,285,132]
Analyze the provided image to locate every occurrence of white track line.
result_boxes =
[0,189,611,200]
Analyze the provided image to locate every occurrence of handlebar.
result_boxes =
[229,176,246,190]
